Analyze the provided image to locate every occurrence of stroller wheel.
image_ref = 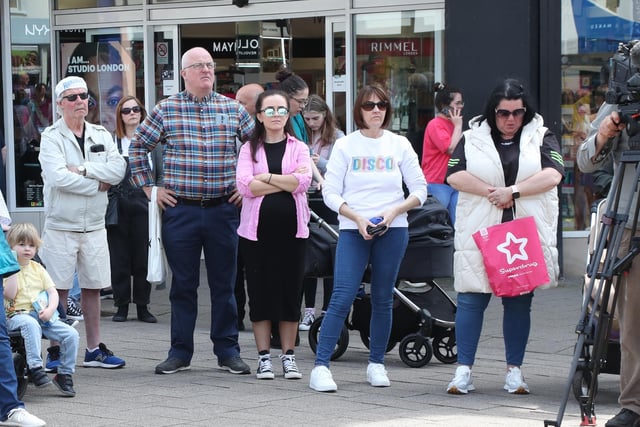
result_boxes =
[13,352,27,400]
[359,331,397,353]
[308,315,350,361]
[399,333,433,368]
[572,367,598,403]
[433,328,458,364]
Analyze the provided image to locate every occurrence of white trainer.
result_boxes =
[309,365,337,392]
[366,363,390,387]
[447,365,475,394]
[504,366,530,394]
[299,309,315,331]
[2,407,46,427]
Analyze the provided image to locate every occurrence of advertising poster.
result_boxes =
[60,42,136,133]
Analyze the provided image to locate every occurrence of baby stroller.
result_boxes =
[305,197,457,368]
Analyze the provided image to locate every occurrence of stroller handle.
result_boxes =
[311,210,340,240]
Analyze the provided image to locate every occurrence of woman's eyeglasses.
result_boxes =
[361,101,389,112]
[62,92,89,102]
[260,107,289,117]
[292,97,309,106]
[495,108,526,119]
[121,106,142,115]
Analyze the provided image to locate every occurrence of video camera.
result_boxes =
[605,40,640,138]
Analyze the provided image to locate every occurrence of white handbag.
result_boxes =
[147,186,167,285]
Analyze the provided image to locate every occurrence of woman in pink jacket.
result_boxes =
[236,89,312,381]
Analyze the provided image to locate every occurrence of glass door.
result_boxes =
[148,25,179,108]
[325,16,348,133]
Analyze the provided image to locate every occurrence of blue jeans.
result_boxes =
[0,284,23,420]
[163,202,241,363]
[69,272,81,302]
[455,292,533,366]
[428,183,458,225]
[7,313,79,375]
[315,228,409,367]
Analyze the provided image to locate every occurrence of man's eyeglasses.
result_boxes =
[260,107,289,117]
[495,108,526,119]
[62,92,90,102]
[183,62,216,71]
[121,106,142,115]
[361,101,389,112]
[292,97,309,106]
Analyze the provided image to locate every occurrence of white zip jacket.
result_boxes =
[452,114,559,293]
[39,118,126,232]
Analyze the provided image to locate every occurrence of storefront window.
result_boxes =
[56,0,142,9]
[354,10,444,154]
[10,6,52,207]
[58,27,144,134]
[560,0,640,230]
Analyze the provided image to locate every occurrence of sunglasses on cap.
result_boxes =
[260,107,289,117]
[62,92,89,102]
[121,106,142,115]
[361,101,389,112]
[495,108,526,119]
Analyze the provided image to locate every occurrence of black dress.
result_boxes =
[241,139,306,322]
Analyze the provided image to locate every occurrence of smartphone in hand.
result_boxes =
[366,216,387,236]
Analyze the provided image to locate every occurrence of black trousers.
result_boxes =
[107,193,151,307]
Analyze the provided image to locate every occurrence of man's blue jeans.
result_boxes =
[455,292,533,366]
[428,183,458,225]
[163,202,241,363]
[315,228,408,367]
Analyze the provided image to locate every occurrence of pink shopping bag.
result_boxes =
[472,216,549,297]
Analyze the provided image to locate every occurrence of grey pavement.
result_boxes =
[22,268,621,427]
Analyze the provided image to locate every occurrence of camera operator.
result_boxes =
[577,100,640,427]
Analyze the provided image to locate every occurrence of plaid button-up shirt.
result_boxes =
[129,91,255,199]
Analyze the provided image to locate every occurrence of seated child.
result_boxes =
[3,223,79,397]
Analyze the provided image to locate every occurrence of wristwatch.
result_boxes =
[77,165,86,176]
[511,185,521,200]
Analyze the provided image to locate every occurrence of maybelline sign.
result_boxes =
[212,36,260,60]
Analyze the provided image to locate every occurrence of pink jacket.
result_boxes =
[236,135,312,241]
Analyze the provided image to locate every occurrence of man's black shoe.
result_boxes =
[218,355,250,374]
[155,357,191,374]
[606,409,640,427]
[53,374,76,397]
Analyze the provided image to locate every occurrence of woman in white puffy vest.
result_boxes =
[444,79,564,395]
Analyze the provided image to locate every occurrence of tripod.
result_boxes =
[545,151,640,427]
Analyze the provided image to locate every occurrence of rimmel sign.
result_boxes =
[357,38,433,57]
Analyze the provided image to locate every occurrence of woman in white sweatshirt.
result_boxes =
[309,84,427,392]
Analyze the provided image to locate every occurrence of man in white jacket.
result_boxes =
[38,76,127,369]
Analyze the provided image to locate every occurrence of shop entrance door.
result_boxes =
[325,16,347,133]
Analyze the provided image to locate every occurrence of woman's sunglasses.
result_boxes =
[62,92,89,102]
[260,107,289,117]
[362,101,389,112]
[121,106,142,115]
[495,108,526,119]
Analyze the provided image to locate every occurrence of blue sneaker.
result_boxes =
[45,345,60,373]
[83,343,126,368]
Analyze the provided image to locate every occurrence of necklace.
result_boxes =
[265,135,285,143]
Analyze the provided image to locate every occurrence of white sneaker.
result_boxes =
[256,355,274,380]
[309,365,337,392]
[366,363,390,387]
[447,365,475,394]
[504,367,529,394]
[1,407,46,426]
[299,309,315,331]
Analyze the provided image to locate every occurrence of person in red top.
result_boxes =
[421,83,464,224]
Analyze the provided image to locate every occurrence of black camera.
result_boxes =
[605,40,640,139]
